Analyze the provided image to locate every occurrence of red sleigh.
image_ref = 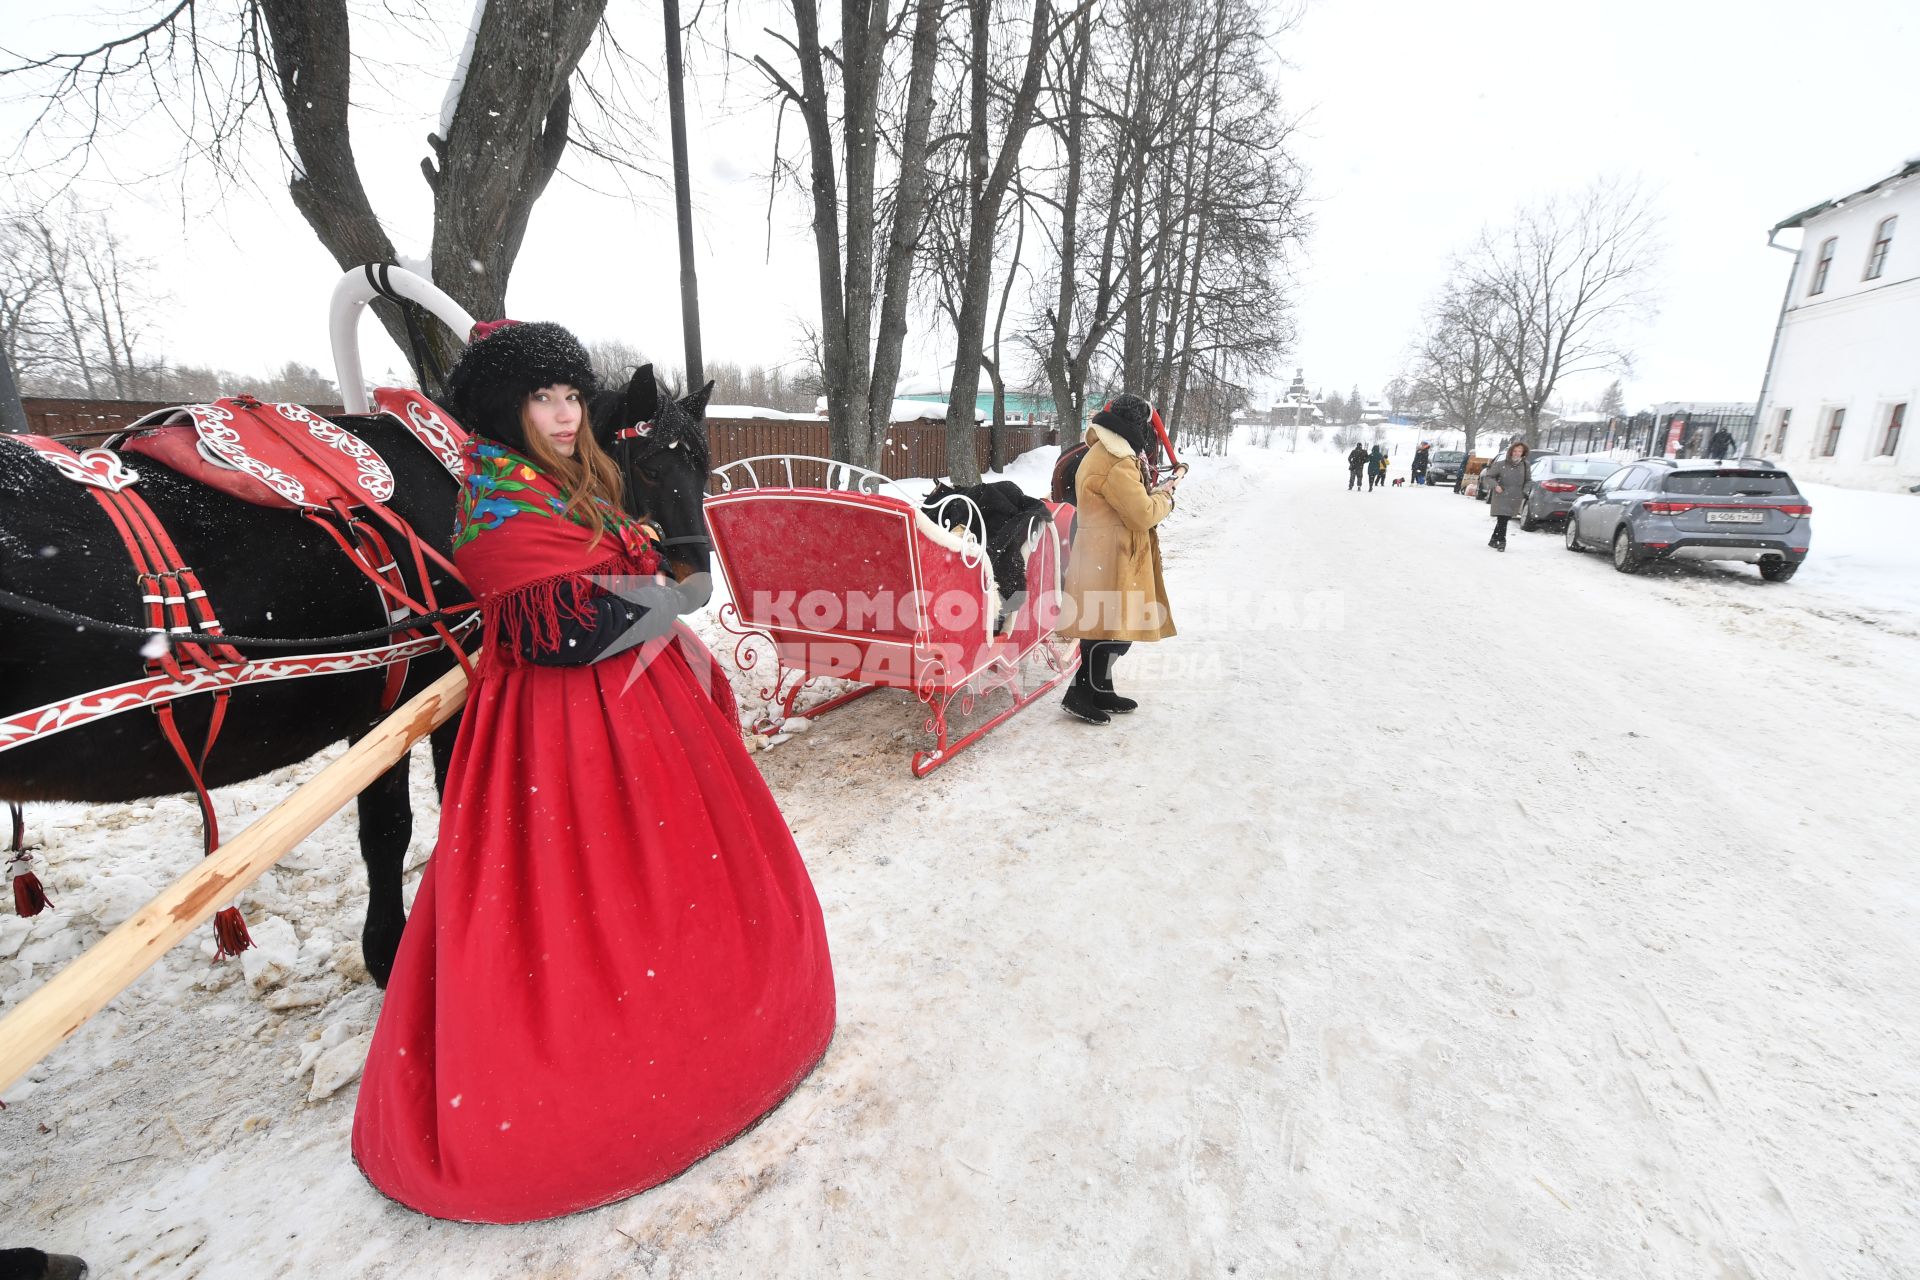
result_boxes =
[705,456,1079,776]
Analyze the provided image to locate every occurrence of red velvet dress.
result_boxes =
[351,441,836,1223]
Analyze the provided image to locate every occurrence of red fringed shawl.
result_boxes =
[454,439,661,664]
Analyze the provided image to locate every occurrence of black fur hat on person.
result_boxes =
[444,320,599,454]
[1091,392,1154,454]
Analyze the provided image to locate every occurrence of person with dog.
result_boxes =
[351,321,836,1223]
[1483,439,1532,551]
[1060,393,1180,725]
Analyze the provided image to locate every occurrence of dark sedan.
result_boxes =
[1519,457,1620,530]
[1426,450,1468,487]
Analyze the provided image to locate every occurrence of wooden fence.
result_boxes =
[18,398,1057,481]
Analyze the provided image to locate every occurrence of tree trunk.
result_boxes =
[426,2,601,371]
[867,0,944,467]
[262,0,605,393]
[261,0,405,375]
[840,0,882,466]
[943,0,1051,486]
[788,0,853,463]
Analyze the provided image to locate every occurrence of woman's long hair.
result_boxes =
[519,399,626,546]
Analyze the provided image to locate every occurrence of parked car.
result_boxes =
[1519,457,1619,530]
[1426,449,1468,487]
[1563,458,1812,581]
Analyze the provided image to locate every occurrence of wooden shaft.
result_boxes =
[0,662,472,1098]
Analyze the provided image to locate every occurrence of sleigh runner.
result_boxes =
[707,455,1078,776]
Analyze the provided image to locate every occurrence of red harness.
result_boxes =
[3,397,477,948]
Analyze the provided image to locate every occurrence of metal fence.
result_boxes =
[1538,410,1757,460]
[15,397,1058,483]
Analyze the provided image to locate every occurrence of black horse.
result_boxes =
[921,479,1052,631]
[0,365,713,986]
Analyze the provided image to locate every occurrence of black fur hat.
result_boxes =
[1091,393,1154,453]
[444,320,599,453]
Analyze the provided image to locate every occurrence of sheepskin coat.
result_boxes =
[1060,425,1175,642]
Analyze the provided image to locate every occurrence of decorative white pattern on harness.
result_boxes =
[373,390,467,478]
[185,403,308,504]
[271,402,396,501]
[6,438,141,491]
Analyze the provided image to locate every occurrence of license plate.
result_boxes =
[1707,510,1765,524]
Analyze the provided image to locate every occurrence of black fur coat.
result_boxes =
[920,480,1052,630]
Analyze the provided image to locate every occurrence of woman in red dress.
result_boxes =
[352,322,836,1224]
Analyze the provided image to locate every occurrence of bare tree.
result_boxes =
[3,1,647,386]
[1,201,165,398]
[933,0,1057,484]
[1028,0,1303,458]
[1461,179,1661,446]
[755,0,945,469]
[0,215,55,383]
[1409,280,1508,459]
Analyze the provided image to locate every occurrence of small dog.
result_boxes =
[1391,477,1406,487]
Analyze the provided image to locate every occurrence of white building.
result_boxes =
[1754,158,1919,491]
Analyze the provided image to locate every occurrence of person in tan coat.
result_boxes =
[1060,393,1182,724]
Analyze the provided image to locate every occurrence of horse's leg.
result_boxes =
[430,714,461,793]
[354,743,413,988]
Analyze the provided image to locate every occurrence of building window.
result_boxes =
[1884,403,1907,457]
[1771,407,1791,454]
[1809,237,1837,295]
[1865,216,1898,280]
[1822,407,1846,456]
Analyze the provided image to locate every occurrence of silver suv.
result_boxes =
[1564,458,1812,581]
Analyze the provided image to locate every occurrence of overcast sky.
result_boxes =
[3,0,1915,411]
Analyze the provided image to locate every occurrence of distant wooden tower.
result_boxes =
[1273,368,1321,427]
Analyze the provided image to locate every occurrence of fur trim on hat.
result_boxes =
[1091,393,1153,454]
[445,320,599,453]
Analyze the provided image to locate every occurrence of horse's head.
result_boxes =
[593,365,714,609]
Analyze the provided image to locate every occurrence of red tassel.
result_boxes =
[11,867,49,917]
[212,906,254,959]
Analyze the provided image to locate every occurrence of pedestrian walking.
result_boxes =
[1412,442,1431,485]
[1367,443,1386,490]
[1347,443,1367,490]
[1708,426,1735,460]
[1483,440,1531,551]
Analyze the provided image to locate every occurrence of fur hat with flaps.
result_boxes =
[1091,392,1155,454]
[444,320,599,455]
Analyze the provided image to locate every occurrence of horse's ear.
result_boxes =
[625,364,660,426]
[677,379,715,422]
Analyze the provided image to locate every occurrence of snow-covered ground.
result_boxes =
[5,444,1919,1277]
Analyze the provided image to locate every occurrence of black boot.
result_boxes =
[1062,678,1111,724]
[1061,657,1110,724]
[1087,643,1136,713]
[0,1250,89,1280]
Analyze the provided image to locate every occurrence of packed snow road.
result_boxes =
[4,446,1917,1278]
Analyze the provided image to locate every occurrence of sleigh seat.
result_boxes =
[706,455,1077,776]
